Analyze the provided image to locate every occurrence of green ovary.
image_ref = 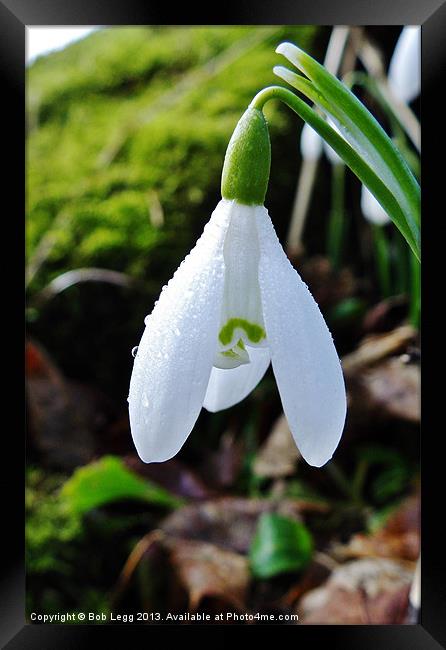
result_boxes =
[219,318,266,346]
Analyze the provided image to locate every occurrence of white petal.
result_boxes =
[388,27,420,104]
[213,340,250,370]
[255,207,346,467]
[300,122,323,161]
[323,118,343,166]
[203,345,270,412]
[217,199,267,352]
[128,200,231,462]
[361,184,391,225]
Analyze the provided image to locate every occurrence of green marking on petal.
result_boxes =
[215,338,250,369]
[219,318,266,346]
[222,349,238,359]
[222,339,247,358]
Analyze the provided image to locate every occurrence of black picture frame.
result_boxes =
[3,0,445,646]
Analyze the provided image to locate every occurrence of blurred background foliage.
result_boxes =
[26,26,420,624]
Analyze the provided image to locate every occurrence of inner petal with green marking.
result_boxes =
[214,338,251,370]
[214,201,268,370]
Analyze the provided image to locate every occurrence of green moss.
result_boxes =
[26,468,83,576]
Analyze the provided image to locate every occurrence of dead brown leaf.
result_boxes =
[161,497,328,555]
[26,339,100,468]
[297,558,413,624]
[361,358,420,422]
[253,414,301,479]
[342,325,417,375]
[342,326,419,425]
[362,295,408,334]
[334,493,420,562]
[167,538,249,611]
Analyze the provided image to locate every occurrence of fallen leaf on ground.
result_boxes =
[342,325,417,375]
[362,295,408,334]
[297,558,413,624]
[342,326,420,426]
[253,414,300,479]
[333,493,420,562]
[166,538,250,611]
[26,339,100,468]
[161,497,328,555]
[360,358,420,422]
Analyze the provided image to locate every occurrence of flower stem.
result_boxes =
[409,253,420,328]
[327,162,347,271]
[371,224,391,299]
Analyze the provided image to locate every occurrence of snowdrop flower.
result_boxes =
[300,121,323,161]
[361,184,391,225]
[322,119,343,166]
[129,106,346,467]
[362,27,420,226]
[300,120,343,166]
[388,26,420,105]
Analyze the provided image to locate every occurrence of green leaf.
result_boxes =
[251,85,420,261]
[61,455,183,514]
[356,445,406,466]
[371,466,411,503]
[249,512,313,579]
[273,43,420,260]
[276,44,420,213]
[367,500,403,533]
[356,445,413,504]
[329,297,367,326]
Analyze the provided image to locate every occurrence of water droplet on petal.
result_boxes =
[131,346,139,358]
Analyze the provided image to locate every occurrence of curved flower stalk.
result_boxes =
[129,106,347,468]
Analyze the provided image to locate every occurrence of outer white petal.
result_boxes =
[255,207,346,467]
[388,26,420,104]
[128,200,231,462]
[203,345,270,412]
[361,184,391,225]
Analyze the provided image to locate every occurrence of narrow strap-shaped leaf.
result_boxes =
[275,43,420,237]
[250,86,420,260]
